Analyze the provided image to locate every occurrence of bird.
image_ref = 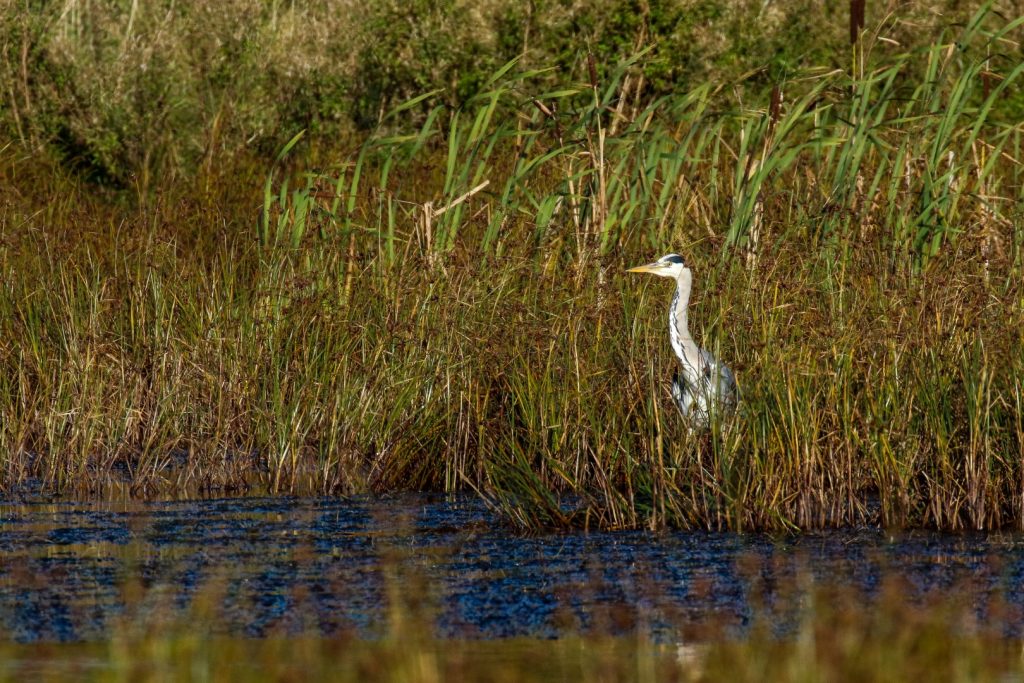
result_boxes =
[627,253,737,429]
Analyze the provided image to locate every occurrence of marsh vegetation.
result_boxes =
[1,3,1023,534]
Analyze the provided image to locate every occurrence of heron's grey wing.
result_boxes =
[700,349,738,409]
[671,369,696,418]
[718,362,738,408]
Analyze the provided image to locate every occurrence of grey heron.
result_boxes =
[627,253,737,429]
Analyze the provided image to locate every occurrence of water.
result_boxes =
[1,495,1022,643]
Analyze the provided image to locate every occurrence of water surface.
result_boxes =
[1,495,1021,642]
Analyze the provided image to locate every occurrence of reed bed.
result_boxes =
[1,7,1023,530]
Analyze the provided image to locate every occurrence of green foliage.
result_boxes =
[3,0,1023,186]
[0,1,358,187]
[349,0,503,129]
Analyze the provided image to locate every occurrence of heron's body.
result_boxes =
[628,254,737,429]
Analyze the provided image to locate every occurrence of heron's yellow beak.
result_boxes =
[626,262,661,274]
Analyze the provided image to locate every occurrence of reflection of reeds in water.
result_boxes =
[1,6,1024,531]
[0,536,1021,682]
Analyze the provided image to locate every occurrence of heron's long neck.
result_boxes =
[669,271,702,378]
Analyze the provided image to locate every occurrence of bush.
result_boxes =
[0,0,1019,186]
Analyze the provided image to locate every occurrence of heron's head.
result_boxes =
[626,253,688,279]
